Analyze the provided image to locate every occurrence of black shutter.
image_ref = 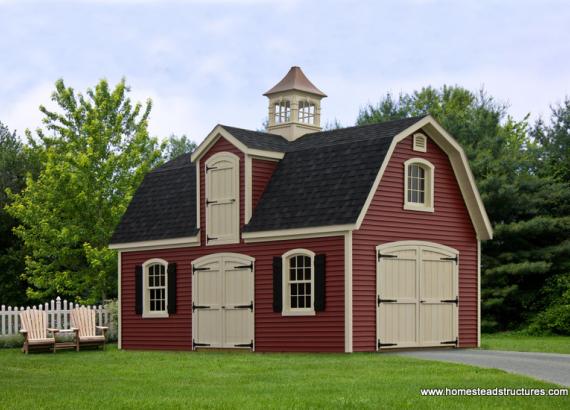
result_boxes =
[314,254,326,311]
[272,256,282,313]
[135,265,143,315]
[167,263,177,314]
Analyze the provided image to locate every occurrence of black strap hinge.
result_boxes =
[192,303,211,311]
[378,340,398,348]
[206,199,218,205]
[193,339,211,349]
[207,235,218,242]
[441,297,459,305]
[192,266,211,274]
[378,253,398,261]
[234,262,254,271]
[378,297,398,306]
[234,340,253,348]
[441,338,458,346]
[234,301,254,311]
[441,256,458,263]
[205,165,218,172]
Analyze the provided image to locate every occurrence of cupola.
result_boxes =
[264,66,326,141]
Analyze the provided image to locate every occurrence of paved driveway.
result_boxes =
[396,349,570,386]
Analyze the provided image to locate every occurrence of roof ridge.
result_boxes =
[298,115,427,138]
[219,124,286,139]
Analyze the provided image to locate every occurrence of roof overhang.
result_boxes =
[242,224,354,243]
[355,115,493,240]
[108,234,200,251]
[191,125,285,163]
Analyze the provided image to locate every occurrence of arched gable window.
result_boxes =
[142,258,169,318]
[404,158,434,212]
[282,249,315,316]
[205,152,240,245]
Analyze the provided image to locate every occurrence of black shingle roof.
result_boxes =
[110,153,197,244]
[220,125,290,152]
[110,116,425,244]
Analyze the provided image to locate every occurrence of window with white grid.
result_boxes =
[282,249,315,315]
[145,261,167,315]
[298,101,315,124]
[407,164,425,204]
[404,158,434,212]
[274,100,290,123]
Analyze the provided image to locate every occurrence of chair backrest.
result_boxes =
[19,309,48,340]
[71,307,96,337]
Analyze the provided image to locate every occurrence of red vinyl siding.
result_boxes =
[121,236,345,352]
[352,132,478,351]
[252,158,278,210]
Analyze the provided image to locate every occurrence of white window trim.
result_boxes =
[142,258,169,318]
[281,249,316,316]
[403,157,435,213]
[205,152,240,246]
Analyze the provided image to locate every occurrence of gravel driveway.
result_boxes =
[396,349,570,386]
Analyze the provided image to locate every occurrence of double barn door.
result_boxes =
[377,242,459,349]
[192,253,254,349]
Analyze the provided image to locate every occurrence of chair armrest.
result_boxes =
[58,328,78,333]
[95,326,109,330]
[19,329,28,334]
[47,328,59,333]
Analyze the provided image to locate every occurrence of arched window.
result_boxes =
[274,100,290,123]
[143,258,169,318]
[298,101,315,124]
[282,249,315,315]
[404,158,434,212]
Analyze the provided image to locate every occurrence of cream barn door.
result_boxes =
[419,248,457,346]
[205,153,239,245]
[377,242,458,350]
[377,247,420,348]
[192,253,254,349]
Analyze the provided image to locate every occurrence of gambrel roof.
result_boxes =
[110,116,492,247]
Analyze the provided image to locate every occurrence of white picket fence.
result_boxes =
[0,297,111,337]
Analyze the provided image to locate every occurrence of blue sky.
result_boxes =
[1,0,569,143]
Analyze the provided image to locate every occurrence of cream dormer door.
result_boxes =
[205,152,239,245]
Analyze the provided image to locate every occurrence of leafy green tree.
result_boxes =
[164,134,196,160]
[0,122,38,305]
[6,79,163,303]
[357,86,570,334]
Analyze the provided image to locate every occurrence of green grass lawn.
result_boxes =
[0,346,568,409]
[482,333,570,354]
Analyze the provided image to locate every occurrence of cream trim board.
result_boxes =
[196,162,201,230]
[242,224,354,242]
[117,251,122,349]
[403,158,435,213]
[142,258,169,319]
[191,125,285,163]
[477,240,481,347]
[109,235,200,251]
[344,232,353,353]
[281,249,316,316]
[205,152,240,246]
[354,115,493,240]
[245,155,252,223]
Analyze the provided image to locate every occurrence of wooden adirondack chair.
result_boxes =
[71,307,108,351]
[19,309,58,354]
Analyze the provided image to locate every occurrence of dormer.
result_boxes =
[264,66,327,141]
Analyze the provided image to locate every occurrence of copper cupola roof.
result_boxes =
[263,66,327,97]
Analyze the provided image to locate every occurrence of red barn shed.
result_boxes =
[109,67,492,352]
